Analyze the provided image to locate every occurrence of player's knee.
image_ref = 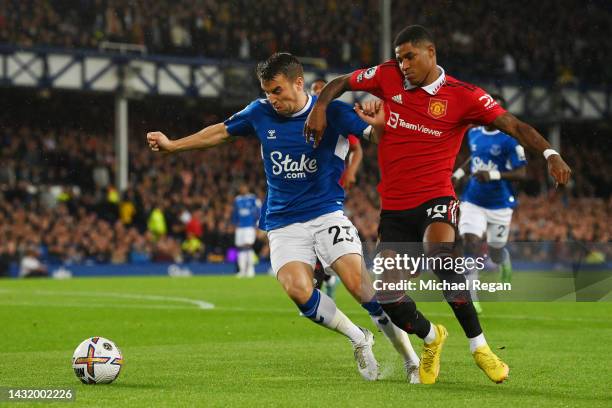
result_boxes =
[426,245,474,305]
[284,283,312,305]
[462,233,481,256]
[277,268,313,304]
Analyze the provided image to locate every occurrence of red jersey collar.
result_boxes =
[403,65,446,95]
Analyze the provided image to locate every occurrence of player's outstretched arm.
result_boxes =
[492,112,571,186]
[305,74,352,146]
[473,166,527,183]
[146,123,232,154]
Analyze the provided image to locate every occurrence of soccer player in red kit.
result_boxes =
[305,25,571,384]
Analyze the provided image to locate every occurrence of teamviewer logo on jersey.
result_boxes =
[387,111,400,128]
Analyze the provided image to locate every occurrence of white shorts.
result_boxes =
[235,227,256,247]
[267,211,362,276]
[459,201,513,248]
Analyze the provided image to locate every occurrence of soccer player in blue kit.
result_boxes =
[147,53,422,382]
[452,94,527,312]
[231,183,261,278]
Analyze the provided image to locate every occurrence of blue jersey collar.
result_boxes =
[290,93,313,117]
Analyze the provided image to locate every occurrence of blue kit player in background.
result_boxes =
[232,183,261,278]
[147,53,421,383]
[453,94,527,312]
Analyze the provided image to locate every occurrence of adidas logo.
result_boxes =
[392,94,403,104]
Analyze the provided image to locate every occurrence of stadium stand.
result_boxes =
[1,0,610,84]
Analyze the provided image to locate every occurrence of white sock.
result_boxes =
[372,312,419,365]
[466,268,479,302]
[424,323,437,344]
[246,249,255,277]
[237,251,247,275]
[469,333,487,353]
[335,309,367,344]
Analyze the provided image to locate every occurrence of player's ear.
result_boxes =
[294,76,304,92]
[427,43,436,58]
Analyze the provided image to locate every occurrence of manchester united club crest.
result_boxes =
[428,98,448,119]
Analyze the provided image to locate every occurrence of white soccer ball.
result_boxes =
[72,337,124,384]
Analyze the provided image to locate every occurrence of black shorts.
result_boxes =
[378,196,460,243]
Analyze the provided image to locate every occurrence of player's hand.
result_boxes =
[304,104,327,147]
[354,100,385,127]
[147,131,174,153]
[547,155,571,187]
[473,171,491,183]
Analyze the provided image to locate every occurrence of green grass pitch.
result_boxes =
[0,275,610,407]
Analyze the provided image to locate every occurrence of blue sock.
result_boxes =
[296,289,365,342]
[297,289,321,319]
[361,298,389,325]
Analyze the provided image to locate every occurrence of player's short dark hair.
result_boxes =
[312,77,327,85]
[490,93,506,107]
[394,25,435,48]
[256,53,304,82]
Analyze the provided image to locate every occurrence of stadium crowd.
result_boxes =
[1,0,610,85]
[1,0,610,274]
[0,123,610,275]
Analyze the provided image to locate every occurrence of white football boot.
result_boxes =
[352,328,379,381]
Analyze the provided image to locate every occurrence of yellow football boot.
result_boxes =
[419,324,448,384]
[473,345,509,383]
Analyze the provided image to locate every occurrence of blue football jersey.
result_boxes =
[232,194,261,228]
[461,127,527,209]
[224,94,369,230]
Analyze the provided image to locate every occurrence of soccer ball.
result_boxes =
[72,337,124,384]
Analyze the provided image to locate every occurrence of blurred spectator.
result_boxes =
[1,1,609,85]
[182,232,204,261]
[19,247,48,278]
[147,205,167,239]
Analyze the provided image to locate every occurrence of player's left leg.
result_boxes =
[269,220,379,381]
[330,253,421,383]
[485,208,514,283]
[458,201,488,313]
[424,220,509,383]
[235,227,248,278]
[312,211,420,382]
[244,227,257,278]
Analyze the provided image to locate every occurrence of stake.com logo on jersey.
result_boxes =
[387,110,443,137]
[270,151,318,179]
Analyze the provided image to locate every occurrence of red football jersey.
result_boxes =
[349,60,506,210]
